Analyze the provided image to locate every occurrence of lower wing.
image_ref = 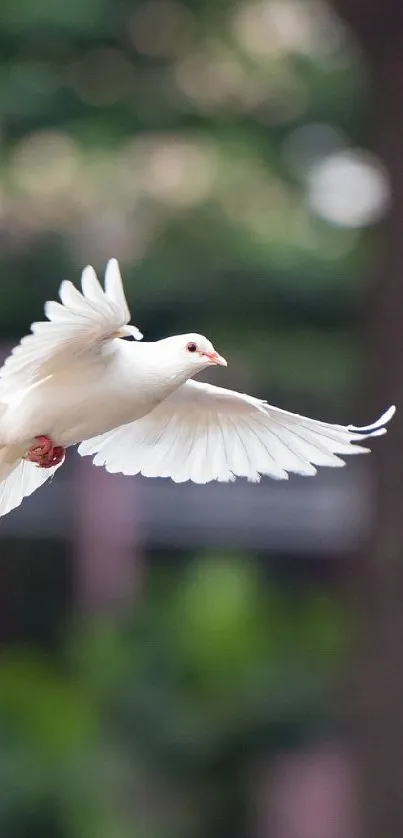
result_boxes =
[0,446,62,517]
[77,380,396,483]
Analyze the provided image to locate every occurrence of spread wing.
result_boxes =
[78,379,395,483]
[0,259,142,396]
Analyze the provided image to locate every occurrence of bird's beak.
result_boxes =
[204,351,227,367]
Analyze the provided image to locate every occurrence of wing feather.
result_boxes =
[0,457,62,517]
[0,260,142,396]
[105,258,131,321]
[78,380,395,483]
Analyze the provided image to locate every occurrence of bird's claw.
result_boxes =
[36,445,65,468]
[24,436,65,468]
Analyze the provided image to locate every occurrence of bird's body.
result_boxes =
[1,339,184,449]
[0,258,395,518]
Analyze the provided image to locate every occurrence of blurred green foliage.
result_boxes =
[0,551,352,838]
[0,0,375,413]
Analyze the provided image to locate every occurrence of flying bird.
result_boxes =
[0,259,395,517]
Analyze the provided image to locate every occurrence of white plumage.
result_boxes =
[0,259,395,517]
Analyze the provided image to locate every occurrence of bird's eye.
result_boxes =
[186,342,198,353]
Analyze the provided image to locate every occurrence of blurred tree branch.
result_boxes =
[333,2,403,837]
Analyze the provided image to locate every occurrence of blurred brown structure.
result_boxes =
[333,1,403,836]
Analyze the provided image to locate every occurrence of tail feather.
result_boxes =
[0,446,61,517]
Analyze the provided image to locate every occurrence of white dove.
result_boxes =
[0,259,395,518]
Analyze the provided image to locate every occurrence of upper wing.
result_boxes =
[0,259,142,396]
[78,380,395,483]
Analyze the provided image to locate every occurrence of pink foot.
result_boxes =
[24,435,66,468]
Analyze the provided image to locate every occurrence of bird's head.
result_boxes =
[157,333,227,377]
